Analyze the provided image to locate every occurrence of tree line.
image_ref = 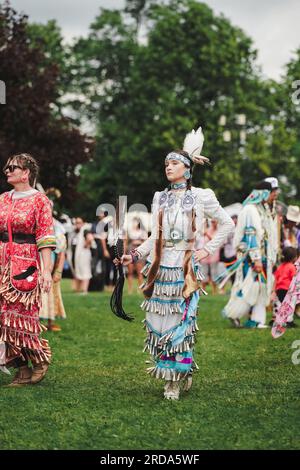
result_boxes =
[0,0,299,218]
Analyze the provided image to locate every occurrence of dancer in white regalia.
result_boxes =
[218,178,279,328]
[115,127,234,400]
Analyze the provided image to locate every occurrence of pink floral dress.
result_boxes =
[272,257,300,338]
[0,190,56,366]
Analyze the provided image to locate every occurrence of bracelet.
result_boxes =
[54,270,62,274]
[129,249,140,264]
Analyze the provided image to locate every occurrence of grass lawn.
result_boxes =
[0,279,299,450]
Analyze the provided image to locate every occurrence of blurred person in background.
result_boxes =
[220,178,279,328]
[219,215,238,287]
[125,217,148,294]
[270,246,298,328]
[67,217,94,294]
[95,207,117,292]
[272,252,300,339]
[201,220,222,294]
[90,206,111,292]
[282,205,300,249]
[40,215,67,331]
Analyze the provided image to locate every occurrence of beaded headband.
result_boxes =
[165,127,210,166]
[165,152,191,167]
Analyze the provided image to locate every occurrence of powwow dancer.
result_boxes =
[114,127,234,400]
[217,178,279,328]
[272,255,300,338]
[0,153,56,386]
[270,246,297,328]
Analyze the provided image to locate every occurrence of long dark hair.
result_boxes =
[281,246,298,263]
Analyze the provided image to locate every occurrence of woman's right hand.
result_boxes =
[40,269,53,293]
[113,254,133,266]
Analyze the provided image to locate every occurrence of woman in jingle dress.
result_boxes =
[0,153,56,386]
[115,128,234,400]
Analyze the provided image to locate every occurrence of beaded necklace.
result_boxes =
[170,181,187,190]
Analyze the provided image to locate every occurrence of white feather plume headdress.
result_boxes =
[183,126,210,165]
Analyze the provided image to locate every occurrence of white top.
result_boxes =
[137,187,234,267]
[10,189,38,200]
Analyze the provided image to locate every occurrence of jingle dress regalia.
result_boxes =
[133,185,234,383]
[0,189,56,368]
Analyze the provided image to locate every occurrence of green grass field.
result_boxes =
[0,279,299,450]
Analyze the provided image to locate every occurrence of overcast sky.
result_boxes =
[8,0,300,80]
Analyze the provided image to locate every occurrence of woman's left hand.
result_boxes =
[194,248,209,263]
[41,269,52,293]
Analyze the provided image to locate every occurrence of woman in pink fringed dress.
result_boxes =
[272,256,300,338]
[0,153,56,386]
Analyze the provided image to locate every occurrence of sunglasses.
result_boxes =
[3,164,23,174]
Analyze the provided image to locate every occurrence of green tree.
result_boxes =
[26,20,71,98]
[278,49,300,203]
[0,3,94,209]
[71,0,292,215]
[125,0,148,32]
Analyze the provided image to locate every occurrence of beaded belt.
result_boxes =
[0,231,36,244]
[163,239,193,250]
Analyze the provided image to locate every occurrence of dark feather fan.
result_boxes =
[109,199,134,322]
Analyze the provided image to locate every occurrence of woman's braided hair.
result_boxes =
[7,153,39,187]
